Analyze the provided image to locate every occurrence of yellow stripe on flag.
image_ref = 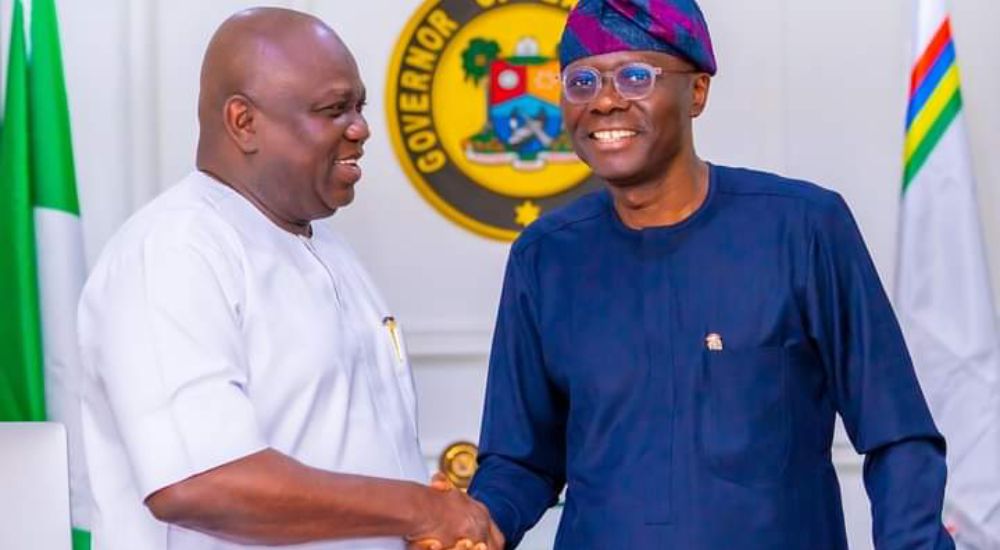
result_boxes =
[905,64,960,162]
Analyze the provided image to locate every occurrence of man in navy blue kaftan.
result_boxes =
[465,1,956,548]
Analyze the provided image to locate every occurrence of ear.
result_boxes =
[223,94,259,154]
[690,74,711,118]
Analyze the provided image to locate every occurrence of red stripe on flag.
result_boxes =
[910,19,952,96]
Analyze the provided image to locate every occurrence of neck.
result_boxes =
[197,160,313,237]
[609,156,709,230]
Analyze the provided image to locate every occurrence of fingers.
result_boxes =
[488,519,505,550]
[410,484,491,549]
[413,538,486,550]
[431,471,450,484]
[429,480,451,492]
[430,471,454,491]
[434,540,475,550]
[410,539,443,550]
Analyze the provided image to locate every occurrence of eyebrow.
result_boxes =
[312,87,365,109]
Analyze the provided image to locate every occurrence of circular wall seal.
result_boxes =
[386,0,602,241]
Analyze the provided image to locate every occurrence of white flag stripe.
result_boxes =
[35,206,91,531]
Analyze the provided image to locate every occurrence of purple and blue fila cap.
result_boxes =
[559,0,718,75]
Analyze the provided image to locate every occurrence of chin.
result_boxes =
[583,150,645,180]
[340,190,356,204]
[591,164,644,187]
[319,184,355,209]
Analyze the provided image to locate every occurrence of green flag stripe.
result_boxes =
[903,90,963,191]
[0,0,46,422]
[29,0,80,215]
[72,528,91,550]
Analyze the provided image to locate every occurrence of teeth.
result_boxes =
[592,130,637,142]
[335,159,359,165]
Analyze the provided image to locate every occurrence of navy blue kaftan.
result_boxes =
[470,165,953,549]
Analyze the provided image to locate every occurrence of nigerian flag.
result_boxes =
[0,0,91,547]
[896,0,1000,547]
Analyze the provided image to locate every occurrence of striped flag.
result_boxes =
[0,0,91,547]
[896,1,1000,548]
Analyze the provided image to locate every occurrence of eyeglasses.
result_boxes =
[561,62,695,104]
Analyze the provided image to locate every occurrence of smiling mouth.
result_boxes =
[332,155,363,186]
[589,129,638,143]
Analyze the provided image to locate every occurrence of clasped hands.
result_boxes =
[406,473,505,550]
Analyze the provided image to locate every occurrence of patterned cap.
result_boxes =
[559,0,717,75]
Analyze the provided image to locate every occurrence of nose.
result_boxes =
[590,76,629,114]
[346,112,370,143]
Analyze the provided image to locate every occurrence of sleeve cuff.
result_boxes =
[123,381,267,499]
[471,489,524,548]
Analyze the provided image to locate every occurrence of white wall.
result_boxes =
[5,0,999,547]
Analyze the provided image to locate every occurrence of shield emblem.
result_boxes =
[463,38,576,171]
[487,59,564,168]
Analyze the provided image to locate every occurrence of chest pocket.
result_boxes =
[697,346,791,486]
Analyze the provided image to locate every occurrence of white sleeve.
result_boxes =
[79,221,266,498]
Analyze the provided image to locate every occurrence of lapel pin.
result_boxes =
[705,333,724,351]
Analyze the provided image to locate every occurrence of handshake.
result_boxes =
[406,473,505,550]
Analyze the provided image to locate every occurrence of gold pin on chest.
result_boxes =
[705,333,724,351]
[382,316,403,362]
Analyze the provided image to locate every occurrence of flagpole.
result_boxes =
[896,0,1000,546]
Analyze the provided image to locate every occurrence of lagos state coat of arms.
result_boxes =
[386,0,601,241]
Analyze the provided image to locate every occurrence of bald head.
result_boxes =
[194,7,370,233]
[198,8,353,145]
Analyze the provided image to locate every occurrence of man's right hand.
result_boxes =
[407,473,504,550]
[406,479,494,550]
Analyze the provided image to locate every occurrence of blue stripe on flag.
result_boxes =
[906,42,956,128]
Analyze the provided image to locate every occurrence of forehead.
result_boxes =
[271,36,364,100]
[310,54,364,96]
[565,50,689,72]
[295,32,358,77]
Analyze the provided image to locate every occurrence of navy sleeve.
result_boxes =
[804,194,953,549]
[469,250,566,548]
